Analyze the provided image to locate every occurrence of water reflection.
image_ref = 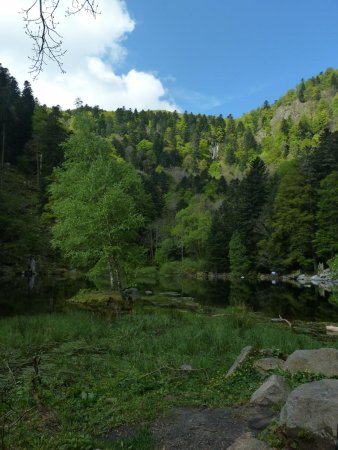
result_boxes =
[138,277,338,322]
[0,276,92,316]
[1,274,338,322]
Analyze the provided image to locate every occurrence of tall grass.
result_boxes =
[0,306,336,449]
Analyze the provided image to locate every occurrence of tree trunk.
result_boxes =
[108,262,114,290]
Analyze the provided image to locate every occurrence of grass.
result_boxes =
[1,304,337,449]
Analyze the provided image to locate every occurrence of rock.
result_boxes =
[247,408,276,431]
[144,290,153,295]
[259,348,274,357]
[250,375,291,407]
[122,288,140,301]
[253,357,285,374]
[226,346,253,377]
[284,348,338,376]
[179,364,193,372]
[227,432,272,450]
[280,379,338,449]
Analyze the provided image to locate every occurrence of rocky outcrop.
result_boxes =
[227,432,272,450]
[253,357,285,374]
[250,375,291,407]
[284,348,338,377]
[297,269,338,288]
[280,379,338,450]
[226,346,253,377]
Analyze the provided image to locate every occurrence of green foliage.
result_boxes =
[328,254,338,278]
[49,114,146,288]
[4,63,338,276]
[228,231,250,274]
[314,171,338,259]
[267,164,315,270]
[171,196,212,260]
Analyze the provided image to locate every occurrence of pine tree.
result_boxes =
[268,164,315,270]
[314,171,338,260]
[228,231,250,275]
[237,157,268,265]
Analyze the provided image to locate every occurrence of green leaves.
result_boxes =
[49,114,146,287]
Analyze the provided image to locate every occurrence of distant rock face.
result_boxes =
[227,432,272,450]
[250,375,291,407]
[280,379,338,450]
[284,348,338,376]
[253,357,285,374]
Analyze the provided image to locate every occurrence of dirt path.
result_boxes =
[108,405,275,449]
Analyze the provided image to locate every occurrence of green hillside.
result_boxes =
[1,64,338,280]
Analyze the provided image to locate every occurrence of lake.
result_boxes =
[1,274,338,321]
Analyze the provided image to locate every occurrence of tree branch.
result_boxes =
[21,0,99,78]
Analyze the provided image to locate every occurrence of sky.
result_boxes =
[1,0,338,116]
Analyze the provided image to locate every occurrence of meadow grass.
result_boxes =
[0,305,336,449]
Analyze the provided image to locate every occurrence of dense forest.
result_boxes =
[1,63,338,286]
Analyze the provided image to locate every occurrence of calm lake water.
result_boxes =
[1,274,338,321]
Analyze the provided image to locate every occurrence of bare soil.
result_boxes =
[107,405,276,450]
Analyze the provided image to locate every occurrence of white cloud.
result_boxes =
[0,0,178,111]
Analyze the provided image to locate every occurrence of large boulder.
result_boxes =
[284,348,338,376]
[227,432,272,450]
[280,379,338,450]
[250,375,291,407]
[253,357,285,374]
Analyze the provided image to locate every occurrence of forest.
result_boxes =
[1,64,338,286]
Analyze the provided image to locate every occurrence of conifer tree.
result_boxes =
[314,171,338,260]
[229,231,250,275]
[267,164,315,270]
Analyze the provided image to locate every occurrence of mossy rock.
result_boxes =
[68,289,131,314]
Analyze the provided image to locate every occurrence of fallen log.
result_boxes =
[271,315,292,328]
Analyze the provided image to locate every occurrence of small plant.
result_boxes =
[328,254,338,278]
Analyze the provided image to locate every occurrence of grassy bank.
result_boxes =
[1,305,337,449]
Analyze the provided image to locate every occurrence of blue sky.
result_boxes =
[122,0,338,116]
[2,0,338,114]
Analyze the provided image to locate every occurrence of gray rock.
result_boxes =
[123,288,140,301]
[179,364,193,372]
[254,357,285,374]
[280,379,338,449]
[227,432,272,450]
[250,375,291,407]
[246,407,276,431]
[285,348,338,376]
[226,346,253,377]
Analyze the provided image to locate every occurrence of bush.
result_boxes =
[328,254,338,278]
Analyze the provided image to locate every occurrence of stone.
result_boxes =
[284,348,338,377]
[226,346,253,377]
[280,379,338,449]
[246,407,276,431]
[253,357,285,374]
[122,288,140,301]
[179,364,193,372]
[250,375,291,407]
[227,432,272,450]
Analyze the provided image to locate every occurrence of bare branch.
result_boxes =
[271,315,292,328]
[21,0,99,79]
